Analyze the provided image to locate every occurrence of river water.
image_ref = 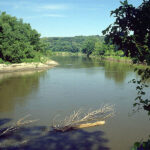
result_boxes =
[0,56,150,150]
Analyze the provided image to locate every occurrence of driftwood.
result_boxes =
[0,114,38,136]
[76,121,105,128]
[52,105,114,132]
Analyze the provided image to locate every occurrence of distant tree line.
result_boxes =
[41,35,104,54]
[0,12,46,63]
[81,37,124,57]
[41,35,125,58]
[41,36,124,57]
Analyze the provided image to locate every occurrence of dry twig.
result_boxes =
[52,104,115,132]
[0,114,38,136]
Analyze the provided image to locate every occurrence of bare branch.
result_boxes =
[52,104,115,132]
[0,114,38,136]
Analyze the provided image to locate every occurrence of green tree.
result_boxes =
[103,0,150,114]
[94,42,105,55]
[102,0,150,65]
[41,36,104,54]
[102,1,150,148]
[0,12,44,63]
[82,39,96,57]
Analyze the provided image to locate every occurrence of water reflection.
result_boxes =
[52,56,134,84]
[52,56,101,68]
[0,56,149,150]
[104,61,133,84]
[0,71,46,112]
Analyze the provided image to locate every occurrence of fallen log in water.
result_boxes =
[76,120,105,128]
[52,104,114,132]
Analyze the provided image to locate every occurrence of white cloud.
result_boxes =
[0,1,69,11]
[38,4,68,11]
[43,14,66,17]
[24,14,66,19]
[0,1,30,10]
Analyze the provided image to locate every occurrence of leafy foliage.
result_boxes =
[132,138,150,150]
[102,1,150,148]
[130,78,150,115]
[41,35,124,57]
[103,0,150,114]
[81,38,96,57]
[103,0,150,65]
[41,35,104,53]
[93,42,105,55]
[93,42,115,56]
[0,12,45,63]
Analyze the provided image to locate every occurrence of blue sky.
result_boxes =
[0,0,143,37]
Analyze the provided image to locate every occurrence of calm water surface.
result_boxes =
[0,56,150,150]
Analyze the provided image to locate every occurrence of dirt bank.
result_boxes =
[0,60,58,73]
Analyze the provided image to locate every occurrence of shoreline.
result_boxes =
[91,56,149,68]
[0,60,58,73]
[90,55,132,64]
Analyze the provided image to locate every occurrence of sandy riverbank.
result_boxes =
[0,60,58,73]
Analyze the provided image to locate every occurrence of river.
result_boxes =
[0,56,150,150]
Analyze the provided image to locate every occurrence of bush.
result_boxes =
[132,139,150,150]
[0,12,44,63]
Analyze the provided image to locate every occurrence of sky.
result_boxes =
[0,0,143,37]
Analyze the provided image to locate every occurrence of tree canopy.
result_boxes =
[81,38,96,57]
[102,1,150,147]
[103,0,150,115]
[0,12,44,63]
[103,0,150,65]
[41,35,104,54]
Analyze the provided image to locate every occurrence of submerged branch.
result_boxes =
[0,114,38,136]
[52,104,115,132]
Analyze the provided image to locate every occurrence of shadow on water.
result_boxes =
[0,119,109,150]
[0,119,11,127]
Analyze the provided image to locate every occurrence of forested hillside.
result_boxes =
[41,36,125,58]
[41,35,104,53]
